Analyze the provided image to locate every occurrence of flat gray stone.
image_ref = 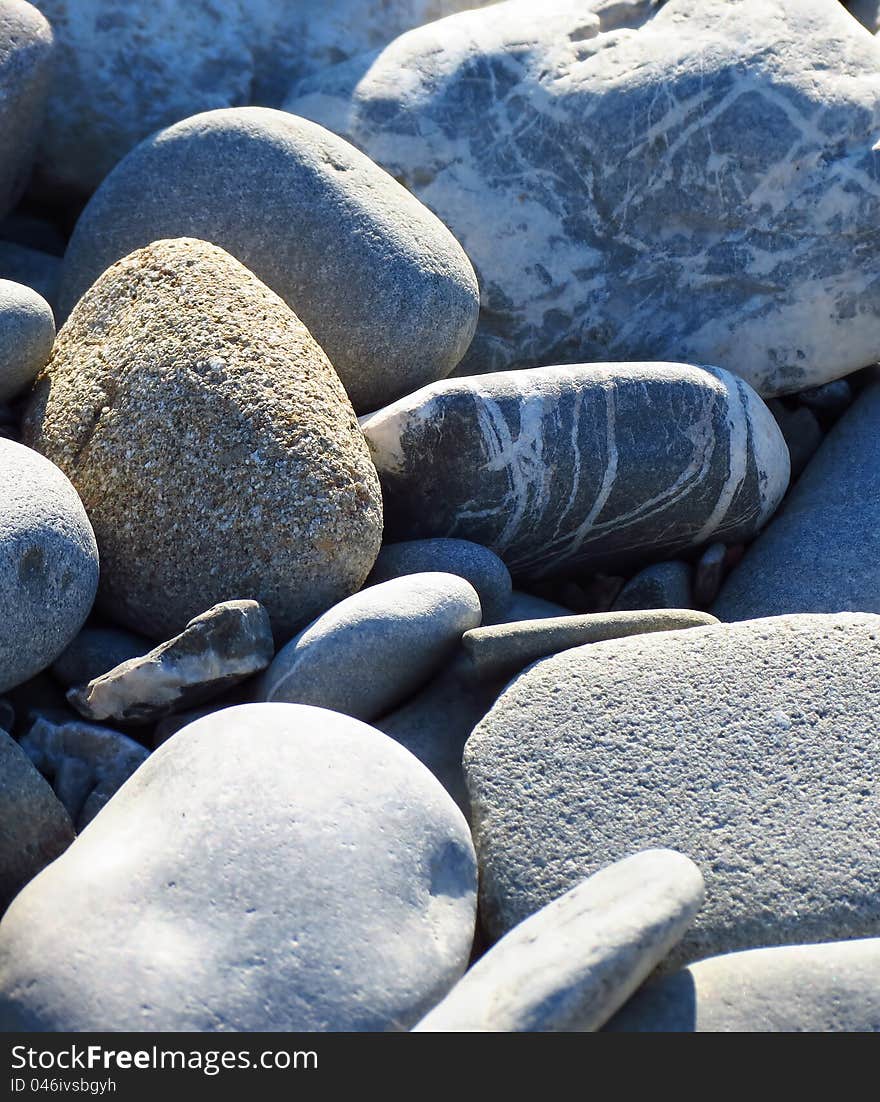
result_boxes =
[0,729,73,912]
[19,715,149,829]
[462,609,717,684]
[259,573,481,722]
[606,938,880,1032]
[714,379,880,619]
[68,601,274,725]
[0,439,98,694]
[414,850,704,1032]
[361,363,789,578]
[611,562,693,612]
[367,539,512,625]
[290,0,880,397]
[51,626,150,689]
[0,243,60,314]
[58,107,479,413]
[0,280,54,401]
[0,703,477,1032]
[465,613,880,966]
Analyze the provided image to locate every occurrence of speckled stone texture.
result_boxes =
[465,614,880,966]
[606,939,880,1032]
[0,439,98,694]
[0,1,53,217]
[714,380,880,620]
[414,850,704,1032]
[361,362,789,578]
[24,238,383,641]
[58,107,480,412]
[0,704,478,1032]
[290,0,880,397]
[0,279,54,401]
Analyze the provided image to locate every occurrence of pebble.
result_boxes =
[259,574,481,722]
[692,543,729,608]
[0,279,54,401]
[465,613,880,966]
[24,238,383,641]
[51,626,149,689]
[362,363,789,578]
[610,562,693,612]
[414,850,704,1032]
[0,703,478,1031]
[68,601,274,725]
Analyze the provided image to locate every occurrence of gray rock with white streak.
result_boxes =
[260,574,481,722]
[0,280,54,401]
[67,601,274,725]
[466,613,880,965]
[19,715,148,829]
[606,938,880,1032]
[415,850,704,1032]
[362,363,789,579]
[290,0,880,397]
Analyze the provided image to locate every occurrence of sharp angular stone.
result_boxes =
[0,729,74,912]
[361,363,789,578]
[367,539,512,624]
[19,715,148,829]
[714,380,880,619]
[0,439,98,694]
[290,0,880,396]
[259,574,481,722]
[51,627,150,689]
[611,562,693,611]
[414,850,704,1032]
[24,238,383,641]
[0,279,53,401]
[465,613,880,965]
[68,601,274,725]
[58,107,479,413]
[606,938,880,1032]
[0,703,477,1032]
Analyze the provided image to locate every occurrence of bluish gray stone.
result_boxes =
[259,573,482,722]
[0,439,98,694]
[58,107,479,412]
[0,279,54,401]
[844,0,880,34]
[0,703,478,1032]
[502,591,573,622]
[0,243,60,313]
[414,850,704,1032]
[692,542,728,607]
[367,539,512,624]
[361,363,789,579]
[611,562,693,612]
[797,378,854,419]
[51,627,149,689]
[465,613,880,966]
[767,399,823,479]
[290,0,880,397]
[714,380,880,620]
[606,938,880,1032]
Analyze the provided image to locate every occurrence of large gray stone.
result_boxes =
[465,614,880,965]
[0,279,54,401]
[0,1,53,217]
[24,238,383,641]
[714,380,880,620]
[259,574,481,722]
[0,703,477,1032]
[290,0,880,397]
[606,938,880,1032]
[0,729,73,912]
[0,439,98,694]
[414,850,704,1032]
[361,363,789,578]
[58,107,479,413]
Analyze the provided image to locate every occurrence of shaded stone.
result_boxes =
[19,715,148,829]
[465,613,880,966]
[768,400,823,479]
[51,626,149,689]
[611,562,693,612]
[844,0,880,34]
[0,699,12,732]
[502,591,573,622]
[361,362,789,578]
[0,703,477,1032]
[24,238,383,641]
[0,242,60,313]
[797,378,854,419]
[0,279,54,401]
[414,850,704,1032]
[692,542,728,607]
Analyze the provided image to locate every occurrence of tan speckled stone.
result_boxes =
[23,237,382,640]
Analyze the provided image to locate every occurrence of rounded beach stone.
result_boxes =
[24,238,383,641]
[259,573,482,722]
[0,279,54,401]
[0,439,98,694]
[58,107,480,412]
[0,242,60,313]
[465,613,880,965]
[0,703,478,1032]
[366,539,512,624]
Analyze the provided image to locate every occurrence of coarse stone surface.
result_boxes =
[24,238,383,641]
[465,613,880,965]
[0,279,54,401]
[0,703,478,1032]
